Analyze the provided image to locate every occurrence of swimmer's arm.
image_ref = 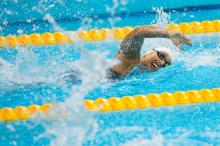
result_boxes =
[119,25,191,58]
[110,26,172,75]
[118,26,172,60]
[133,26,172,39]
[135,26,192,49]
[111,26,191,75]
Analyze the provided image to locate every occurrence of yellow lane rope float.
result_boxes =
[0,20,220,48]
[0,88,219,122]
[0,104,52,122]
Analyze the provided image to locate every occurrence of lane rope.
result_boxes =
[0,20,220,48]
[0,88,219,122]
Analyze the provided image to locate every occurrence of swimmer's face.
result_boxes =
[140,49,172,71]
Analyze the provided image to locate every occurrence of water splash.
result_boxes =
[153,7,170,28]
[121,135,164,146]
[181,50,220,69]
[177,34,220,69]
[121,132,211,146]
[39,12,113,146]
[105,0,128,27]
[1,1,220,146]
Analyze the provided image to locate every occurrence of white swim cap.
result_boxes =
[144,47,173,59]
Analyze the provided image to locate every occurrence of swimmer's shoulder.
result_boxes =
[106,68,125,81]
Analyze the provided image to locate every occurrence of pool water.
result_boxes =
[0,33,219,145]
[0,1,220,146]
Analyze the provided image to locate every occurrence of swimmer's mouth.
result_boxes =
[151,62,158,70]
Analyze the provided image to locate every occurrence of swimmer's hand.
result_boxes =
[168,32,192,49]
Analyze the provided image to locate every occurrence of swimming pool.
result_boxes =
[0,1,220,146]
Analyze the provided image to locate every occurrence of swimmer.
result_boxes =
[0,26,192,85]
[107,25,192,80]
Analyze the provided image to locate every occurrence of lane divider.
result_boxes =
[0,20,220,48]
[0,88,219,122]
[0,104,52,122]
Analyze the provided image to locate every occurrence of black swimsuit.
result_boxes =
[62,68,124,83]
[106,69,125,81]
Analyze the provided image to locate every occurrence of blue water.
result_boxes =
[1,1,220,35]
[0,34,220,145]
[1,1,220,146]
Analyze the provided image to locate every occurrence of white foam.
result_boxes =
[121,135,164,146]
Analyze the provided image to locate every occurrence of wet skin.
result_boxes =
[140,50,171,71]
[110,26,192,75]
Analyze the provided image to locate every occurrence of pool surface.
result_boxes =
[0,1,220,146]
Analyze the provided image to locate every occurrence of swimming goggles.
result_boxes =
[152,49,171,68]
